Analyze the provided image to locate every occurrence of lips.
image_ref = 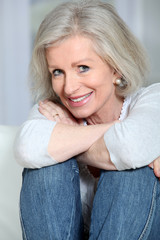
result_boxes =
[67,92,93,107]
[69,92,92,103]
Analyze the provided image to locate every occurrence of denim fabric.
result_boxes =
[20,159,160,240]
[89,167,160,240]
[20,158,83,240]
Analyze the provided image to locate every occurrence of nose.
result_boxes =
[64,74,81,96]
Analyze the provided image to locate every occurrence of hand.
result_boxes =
[39,100,83,125]
[76,136,117,171]
[149,156,160,179]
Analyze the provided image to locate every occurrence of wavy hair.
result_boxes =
[30,0,149,102]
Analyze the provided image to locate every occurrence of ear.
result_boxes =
[113,70,122,84]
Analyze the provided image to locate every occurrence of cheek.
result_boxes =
[92,69,113,85]
[52,80,64,97]
[93,75,115,98]
[51,79,59,93]
[90,76,112,90]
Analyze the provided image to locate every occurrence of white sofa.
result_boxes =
[0,125,22,239]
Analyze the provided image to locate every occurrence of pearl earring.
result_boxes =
[115,79,122,85]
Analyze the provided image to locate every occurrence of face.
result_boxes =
[46,35,120,120]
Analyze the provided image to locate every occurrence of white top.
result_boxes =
[14,83,160,230]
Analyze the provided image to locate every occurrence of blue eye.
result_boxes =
[52,69,63,77]
[79,65,89,73]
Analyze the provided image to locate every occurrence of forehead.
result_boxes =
[46,35,98,60]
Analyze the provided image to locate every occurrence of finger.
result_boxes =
[46,101,70,118]
[39,99,49,106]
[40,102,60,118]
[46,102,64,115]
[39,101,43,106]
[153,157,160,178]
[39,103,63,122]
[40,100,79,124]
[39,105,57,121]
[52,114,61,122]
[41,100,74,120]
[148,162,154,169]
[42,99,49,104]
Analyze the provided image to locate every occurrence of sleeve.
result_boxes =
[104,83,160,170]
[14,104,58,168]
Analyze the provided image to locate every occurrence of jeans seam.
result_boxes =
[67,160,80,240]
[66,198,76,240]
[43,170,60,240]
[20,170,28,240]
[19,202,28,240]
[138,180,157,240]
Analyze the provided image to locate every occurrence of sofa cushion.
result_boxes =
[0,125,22,239]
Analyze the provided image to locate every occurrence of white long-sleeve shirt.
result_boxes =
[15,83,160,170]
[105,83,160,170]
[14,83,160,230]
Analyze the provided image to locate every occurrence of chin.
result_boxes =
[71,110,91,119]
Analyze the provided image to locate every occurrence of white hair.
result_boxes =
[30,0,149,102]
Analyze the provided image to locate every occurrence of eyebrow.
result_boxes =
[48,58,94,68]
[72,58,94,66]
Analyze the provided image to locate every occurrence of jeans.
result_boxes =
[20,158,160,240]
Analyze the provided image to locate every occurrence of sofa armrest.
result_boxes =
[0,125,22,240]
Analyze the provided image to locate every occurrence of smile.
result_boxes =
[69,92,92,102]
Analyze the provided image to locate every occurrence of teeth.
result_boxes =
[70,92,92,102]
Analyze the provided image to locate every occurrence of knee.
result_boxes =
[22,158,79,192]
[99,167,155,189]
[95,167,157,209]
[90,168,158,240]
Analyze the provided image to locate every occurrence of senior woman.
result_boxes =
[15,1,160,239]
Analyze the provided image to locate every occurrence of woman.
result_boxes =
[15,1,160,239]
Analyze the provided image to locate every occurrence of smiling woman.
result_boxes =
[46,35,122,121]
[14,1,160,239]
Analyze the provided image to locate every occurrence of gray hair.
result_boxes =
[30,0,149,102]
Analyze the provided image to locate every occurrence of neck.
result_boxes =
[86,95,124,125]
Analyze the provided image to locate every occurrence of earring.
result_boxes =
[115,78,128,88]
[115,79,122,85]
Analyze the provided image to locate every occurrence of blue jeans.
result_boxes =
[20,158,160,240]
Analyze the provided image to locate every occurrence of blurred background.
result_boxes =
[0,0,160,126]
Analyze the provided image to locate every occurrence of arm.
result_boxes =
[48,123,115,163]
[76,136,117,170]
[14,104,57,168]
[104,83,160,170]
[39,100,116,163]
[39,84,160,172]
[14,102,114,168]
[78,84,160,174]
[18,83,160,171]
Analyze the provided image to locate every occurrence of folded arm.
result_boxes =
[14,102,115,168]
[77,84,160,177]
[103,84,160,171]
[15,84,160,175]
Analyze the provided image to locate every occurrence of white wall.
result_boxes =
[0,0,31,125]
[115,0,144,41]
[115,0,160,84]
[142,0,160,83]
